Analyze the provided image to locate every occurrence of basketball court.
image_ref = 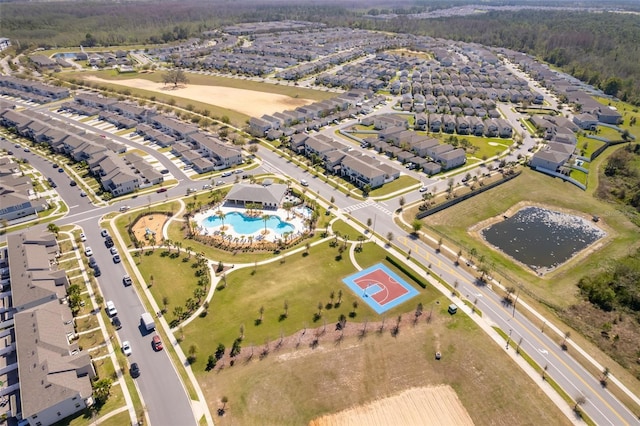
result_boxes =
[342,263,419,314]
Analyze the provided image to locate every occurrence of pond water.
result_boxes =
[481,206,605,273]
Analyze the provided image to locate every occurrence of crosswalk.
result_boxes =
[342,199,393,216]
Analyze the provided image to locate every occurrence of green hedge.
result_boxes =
[385,256,427,288]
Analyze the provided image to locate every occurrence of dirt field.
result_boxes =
[131,213,167,243]
[85,76,314,117]
[309,386,474,426]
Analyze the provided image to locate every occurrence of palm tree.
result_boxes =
[386,232,394,245]
[337,289,343,305]
[221,396,228,412]
[162,296,169,313]
[398,196,405,210]
[351,300,358,316]
[601,367,610,386]
[317,301,323,317]
[574,394,586,412]
[194,287,206,304]
[283,300,289,318]
[329,290,335,307]
[262,214,270,235]
[562,331,571,349]
[149,236,157,252]
[258,305,264,322]
[186,246,193,259]
[217,210,226,231]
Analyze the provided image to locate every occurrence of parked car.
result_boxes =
[419,186,429,192]
[105,238,114,248]
[300,179,309,186]
[152,335,163,351]
[69,180,77,186]
[80,233,87,242]
[93,266,102,277]
[100,229,109,238]
[88,256,97,267]
[112,254,121,263]
[58,168,64,173]
[110,247,118,255]
[106,301,117,316]
[122,275,133,286]
[130,362,140,378]
[221,171,233,177]
[112,316,122,330]
[119,205,130,212]
[122,341,132,356]
[52,163,58,169]
[157,188,167,193]
[84,247,93,257]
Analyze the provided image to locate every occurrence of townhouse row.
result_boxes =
[1,231,95,426]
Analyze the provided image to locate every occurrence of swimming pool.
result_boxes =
[202,211,295,236]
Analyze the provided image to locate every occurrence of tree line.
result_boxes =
[3,2,640,104]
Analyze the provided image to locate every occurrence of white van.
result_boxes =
[300,179,309,187]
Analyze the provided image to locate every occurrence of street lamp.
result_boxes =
[505,329,512,350]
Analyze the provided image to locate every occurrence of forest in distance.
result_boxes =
[1,0,640,104]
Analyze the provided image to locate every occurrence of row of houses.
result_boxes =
[249,90,377,137]
[1,230,95,426]
[289,133,400,189]
[0,108,162,196]
[0,76,70,104]
[172,24,413,78]
[528,114,580,173]
[63,92,244,172]
[505,49,622,124]
[374,112,513,138]
[358,122,467,174]
[0,157,49,221]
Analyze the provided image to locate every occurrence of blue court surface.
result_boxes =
[342,263,419,314]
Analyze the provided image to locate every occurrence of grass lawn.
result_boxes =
[594,97,640,138]
[330,220,364,241]
[369,175,419,198]
[577,135,606,158]
[598,126,623,141]
[185,239,570,425]
[466,135,512,159]
[409,168,640,308]
[136,250,206,325]
[569,169,588,185]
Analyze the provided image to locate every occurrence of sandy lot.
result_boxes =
[131,213,167,243]
[309,386,474,426]
[85,76,314,117]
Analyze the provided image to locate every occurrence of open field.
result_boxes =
[167,237,571,425]
[192,295,570,426]
[84,76,315,118]
[309,386,474,426]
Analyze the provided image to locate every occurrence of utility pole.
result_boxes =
[512,290,519,317]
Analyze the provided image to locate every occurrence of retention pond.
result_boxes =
[481,206,606,274]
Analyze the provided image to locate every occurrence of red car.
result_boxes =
[152,335,163,351]
[156,188,167,193]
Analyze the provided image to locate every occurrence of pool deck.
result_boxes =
[193,205,309,243]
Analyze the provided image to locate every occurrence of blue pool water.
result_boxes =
[202,211,295,236]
